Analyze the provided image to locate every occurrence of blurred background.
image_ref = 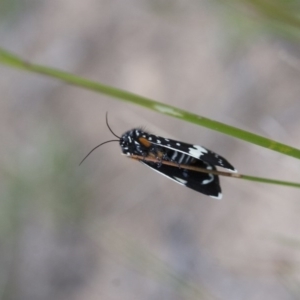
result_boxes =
[1,0,300,299]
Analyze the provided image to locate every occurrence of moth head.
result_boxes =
[120,129,143,155]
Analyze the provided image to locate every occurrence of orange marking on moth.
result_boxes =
[138,137,152,148]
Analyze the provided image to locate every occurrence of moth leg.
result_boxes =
[162,153,169,161]
[156,156,163,168]
[138,151,149,162]
[142,152,148,162]
[152,149,165,168]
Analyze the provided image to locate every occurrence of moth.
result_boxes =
[80,114,237,199]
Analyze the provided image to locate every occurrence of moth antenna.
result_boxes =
[106,112,120,139]
[79,140,119,165]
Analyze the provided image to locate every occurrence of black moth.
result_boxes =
[80,114,236,199]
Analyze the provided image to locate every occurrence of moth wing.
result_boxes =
[141,159,222,199]
[147,135,236,172]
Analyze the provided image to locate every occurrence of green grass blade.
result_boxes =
[1,48,300,163]
[240,175,300,189]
